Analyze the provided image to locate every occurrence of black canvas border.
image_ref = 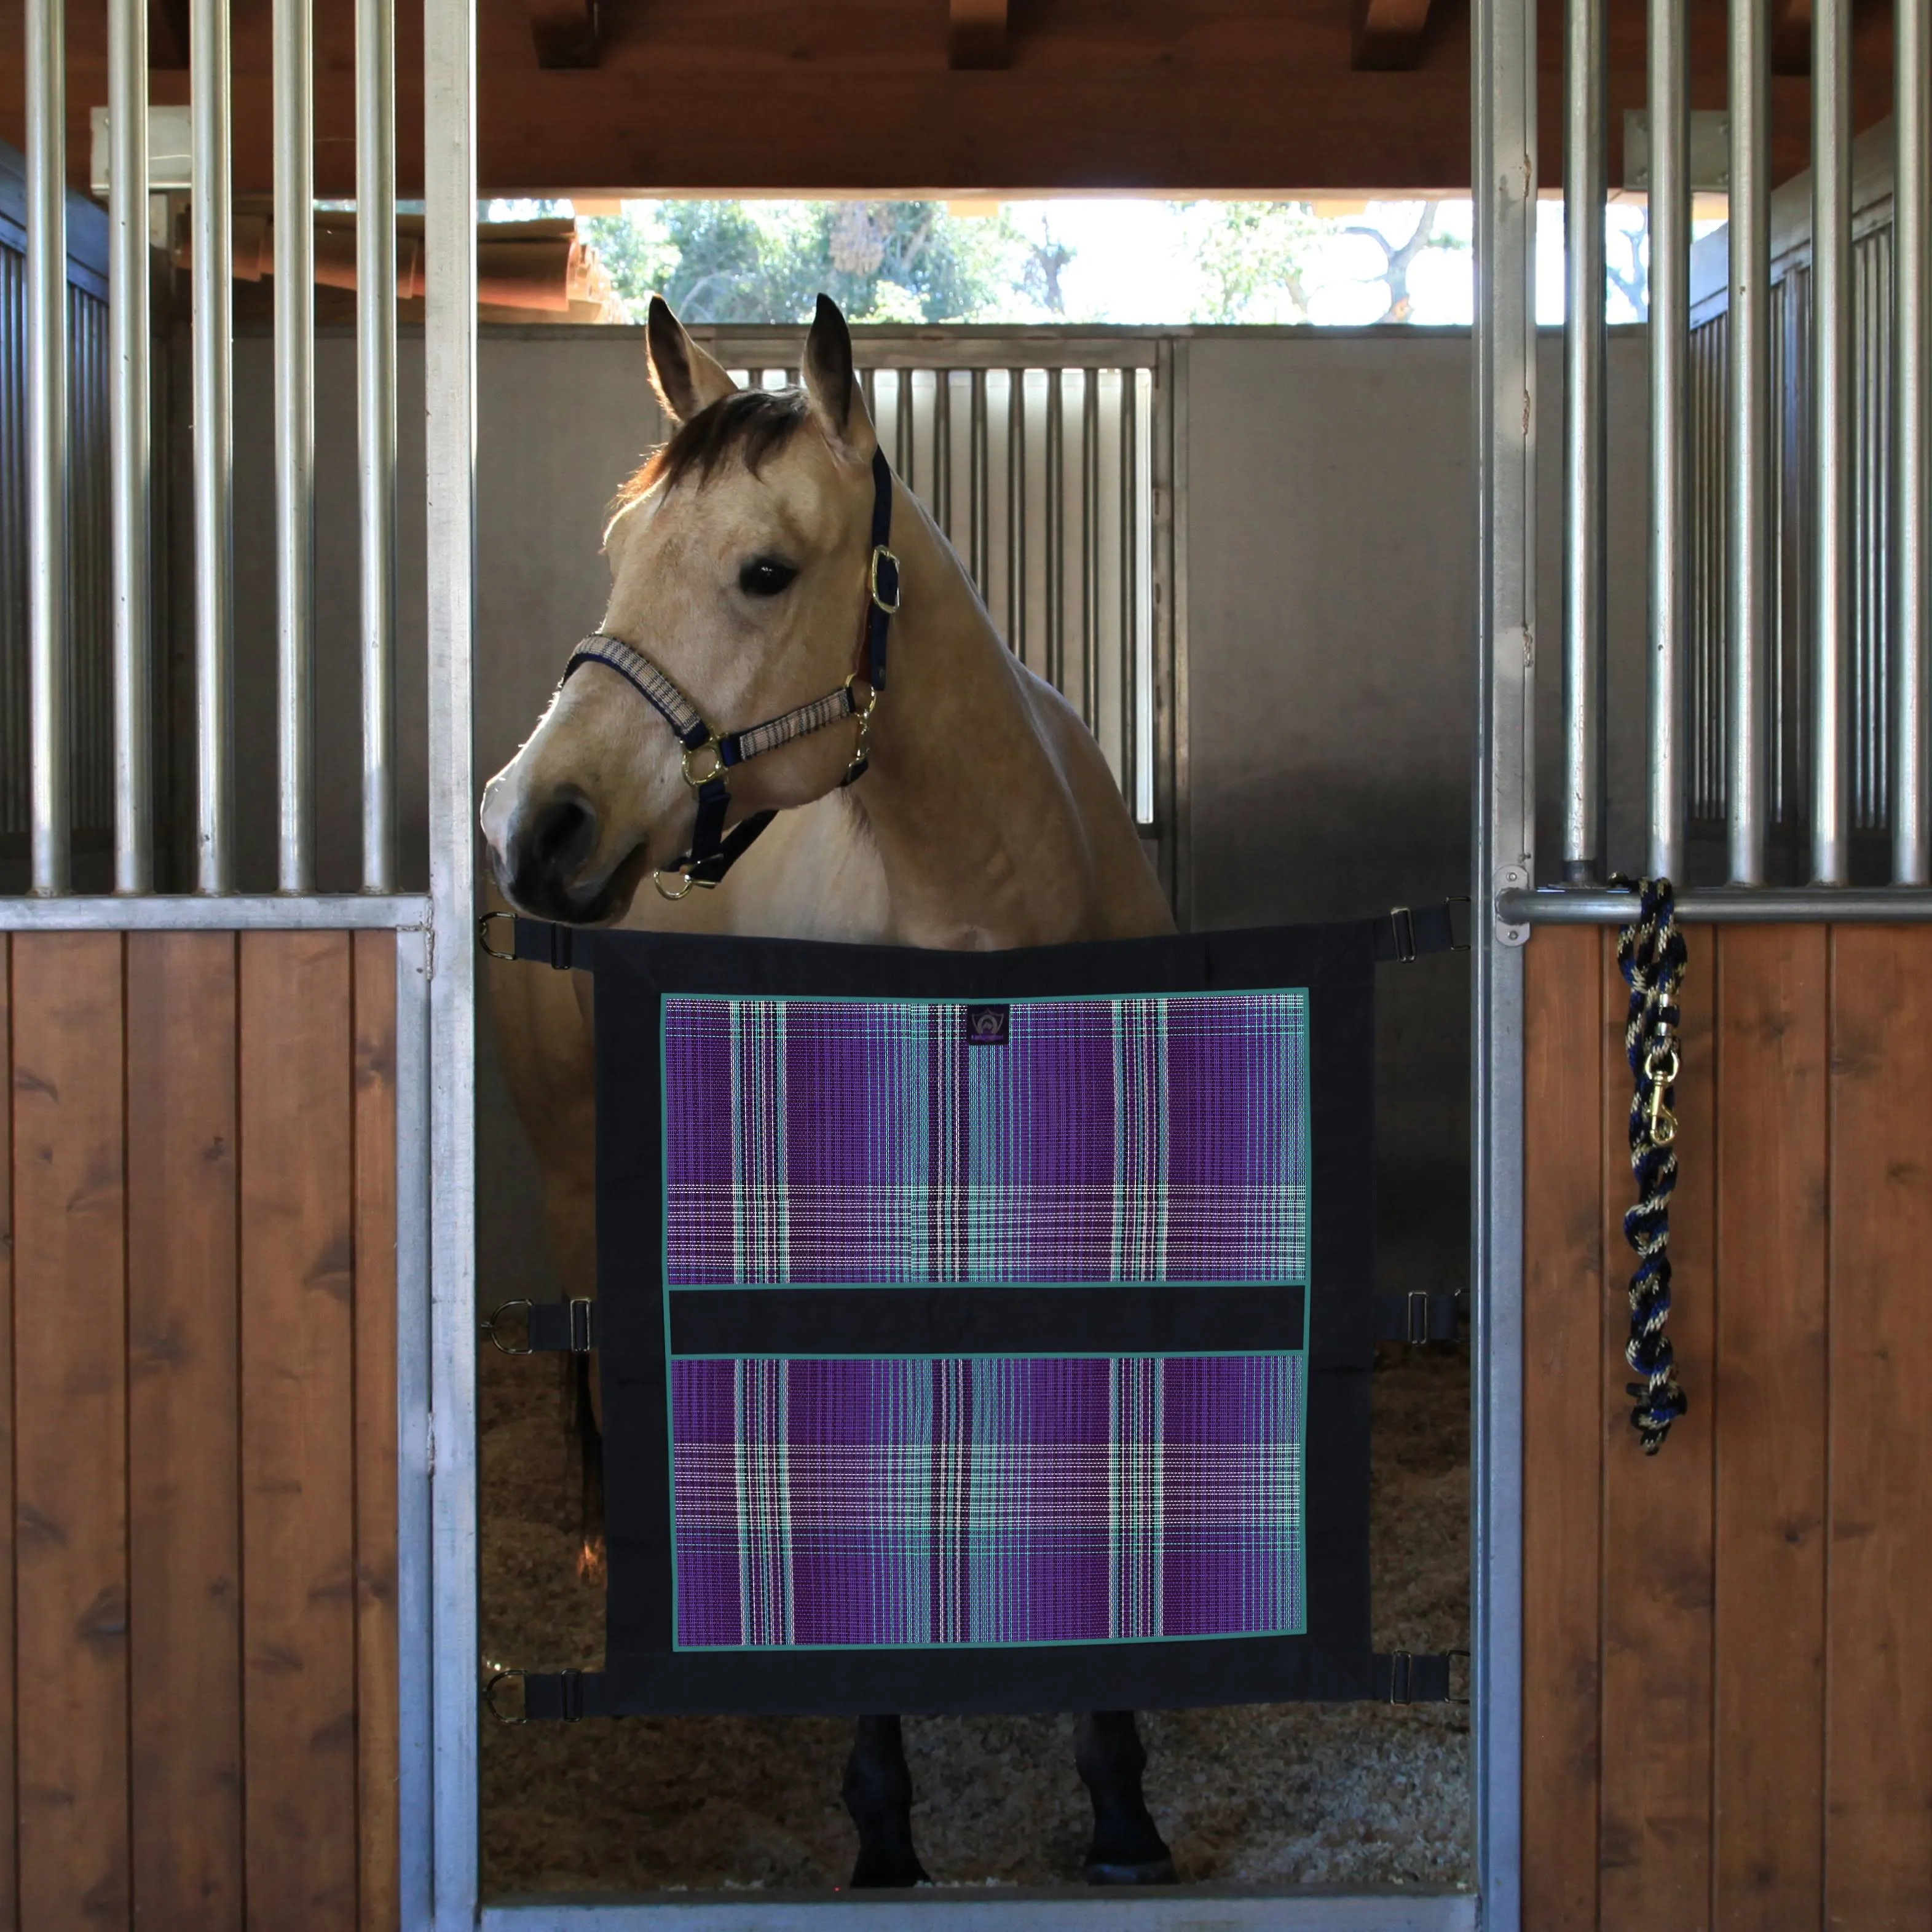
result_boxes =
[583,921,1377,1716]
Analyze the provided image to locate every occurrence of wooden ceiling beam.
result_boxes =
[1352,0,1433,71]
[149,0,190,71]
[1772,0,1811,76]
[950,0,1009,69]
[530,0,601,68]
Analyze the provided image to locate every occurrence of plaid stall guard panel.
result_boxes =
[671,1352,1306,1649]
[661,992,1310,1287]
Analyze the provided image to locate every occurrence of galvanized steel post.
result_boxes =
[1561,0,1606,880]
[1812,0,1853,881]
[109,0,153,893]
[359,0,399,893]
[192,0,235,892]
[1726,0,1771,883]
[1896,0,1930,884]
[1647,0,1689,881]
[26,0,70,896]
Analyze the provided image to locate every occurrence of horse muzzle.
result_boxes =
[487,784,641,925]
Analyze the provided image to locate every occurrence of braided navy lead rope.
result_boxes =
[1615,877,1689,1453]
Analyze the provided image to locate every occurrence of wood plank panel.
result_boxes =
[1521,925,1606,1932]
[1823,928,1932,1930]
[1598,932,1716,1931]
[240,932,360,1931]
[353,932,401,1932]
[0,940,15,1932]
[1711,928,1827,1931]
[10,932,130,1928]
[126,932,244,1930]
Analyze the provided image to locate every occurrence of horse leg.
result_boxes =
[842,1715,929,1887]
[1074,1710,1175,1884]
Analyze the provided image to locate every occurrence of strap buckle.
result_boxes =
[1388,1650,1416,1705]
[483,1299,534,1356]
[1406,1290,1430,1346]
[869,545,901,615]
[1389,905,1418,963]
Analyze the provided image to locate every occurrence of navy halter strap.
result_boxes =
[562,445,899,901]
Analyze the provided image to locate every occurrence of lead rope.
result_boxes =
[1615,876,1689,1454]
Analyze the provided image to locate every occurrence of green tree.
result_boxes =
[1181,201,1325,323]
[582,200,1030,326]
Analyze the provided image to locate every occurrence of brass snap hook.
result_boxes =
[1642,1035,1681,1146]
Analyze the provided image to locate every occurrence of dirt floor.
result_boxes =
[479,1338,1471,1899]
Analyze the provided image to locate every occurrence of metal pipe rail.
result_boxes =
[1503,885,1932,923]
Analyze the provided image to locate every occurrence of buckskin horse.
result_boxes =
[480,293,1178,1888]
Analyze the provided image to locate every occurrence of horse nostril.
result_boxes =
[515,794,598,897]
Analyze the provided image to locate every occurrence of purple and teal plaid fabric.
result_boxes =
[662,992,1309,1287]
[670,1352,1306,1649]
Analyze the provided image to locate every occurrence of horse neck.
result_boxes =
[851,491,1079,948]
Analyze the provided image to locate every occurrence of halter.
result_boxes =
[562,445,900,901]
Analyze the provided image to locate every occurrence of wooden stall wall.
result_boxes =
[1523,922,1932,1931]
[1,930,400,1931]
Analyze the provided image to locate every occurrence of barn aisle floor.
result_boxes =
[479,1339,1472,1898]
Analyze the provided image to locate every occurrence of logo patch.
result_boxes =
[964,1003,1011,1046]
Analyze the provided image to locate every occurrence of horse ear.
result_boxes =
[802,293,877,463]
[645,296,736,424]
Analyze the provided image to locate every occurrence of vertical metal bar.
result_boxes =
[358,0,397,893]
[1647,0,1689,880]
[1727,0,1771,882]
[969,366,988,597]
[1812,0,1853,881]
[274,0,315,891]
[1046,369,1065,690]
[1081,365,1100,731]
[192,0,234,892]
[1006,369,1025,658]
[1561,0,1605,880]
[425,0,478,1918]
[895,368,913,486]
[934,368,952,536]
[109,0,153,893]
[1120,365,1140,822]
[1900,0,1931,881]
[859,364,877,427]
[1473,0,1534,1914]
[26,0,70,896]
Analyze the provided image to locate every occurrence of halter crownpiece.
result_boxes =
[563,445,899,901]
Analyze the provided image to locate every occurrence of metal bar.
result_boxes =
[1647,0,1689,880]
[1081,365,1100,730]
[1896,0,1931,883]
[694,332,1164,373]
[934,368,953,536]
[1502,884,1932,922]
[0,895,430,931]
[424,0,479,1915]
[969,366,989,597]
[895,367,913,485]
[1120,365,1139,821]
[26,0,70,896]
[1046,369,1065,690]
[1473,0,1534,1917]
[358,0,398,893]
[274,0,315,891]
[392,927,435,1928]
[1006,369,1025,658]
[1560,0,1605,880]
[1811,0,1853,880]
[1726,0,1771,882]
[192,0,234,892]
[109,0,153,893]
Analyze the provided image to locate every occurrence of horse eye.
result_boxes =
[739,556,798,598]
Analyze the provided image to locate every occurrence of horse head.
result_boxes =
[481,293,884,923]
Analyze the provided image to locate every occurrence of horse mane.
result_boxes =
[610,385,811,521]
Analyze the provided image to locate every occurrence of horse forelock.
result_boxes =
[609,387,813,529]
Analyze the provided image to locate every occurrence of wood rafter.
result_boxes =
[1351,0,1433,71]
[950,0,1009,69]
[1772,0,1812,75]
[530,0,601,68]
[149,0,190,70]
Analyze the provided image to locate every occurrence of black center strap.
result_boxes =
[558,446,899,899]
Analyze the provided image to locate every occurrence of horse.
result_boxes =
[479,291,1180,1889]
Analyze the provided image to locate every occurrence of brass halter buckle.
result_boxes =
[869,545,901,615]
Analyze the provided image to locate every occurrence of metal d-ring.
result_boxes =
[477,909,516,961]
[483,1667,529,1725]
[483,1299,534,1355]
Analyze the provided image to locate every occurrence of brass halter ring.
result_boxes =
[680,737,727,789]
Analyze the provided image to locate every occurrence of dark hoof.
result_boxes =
[849,1849,930,1889]
[1084,1856,1178,1886]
